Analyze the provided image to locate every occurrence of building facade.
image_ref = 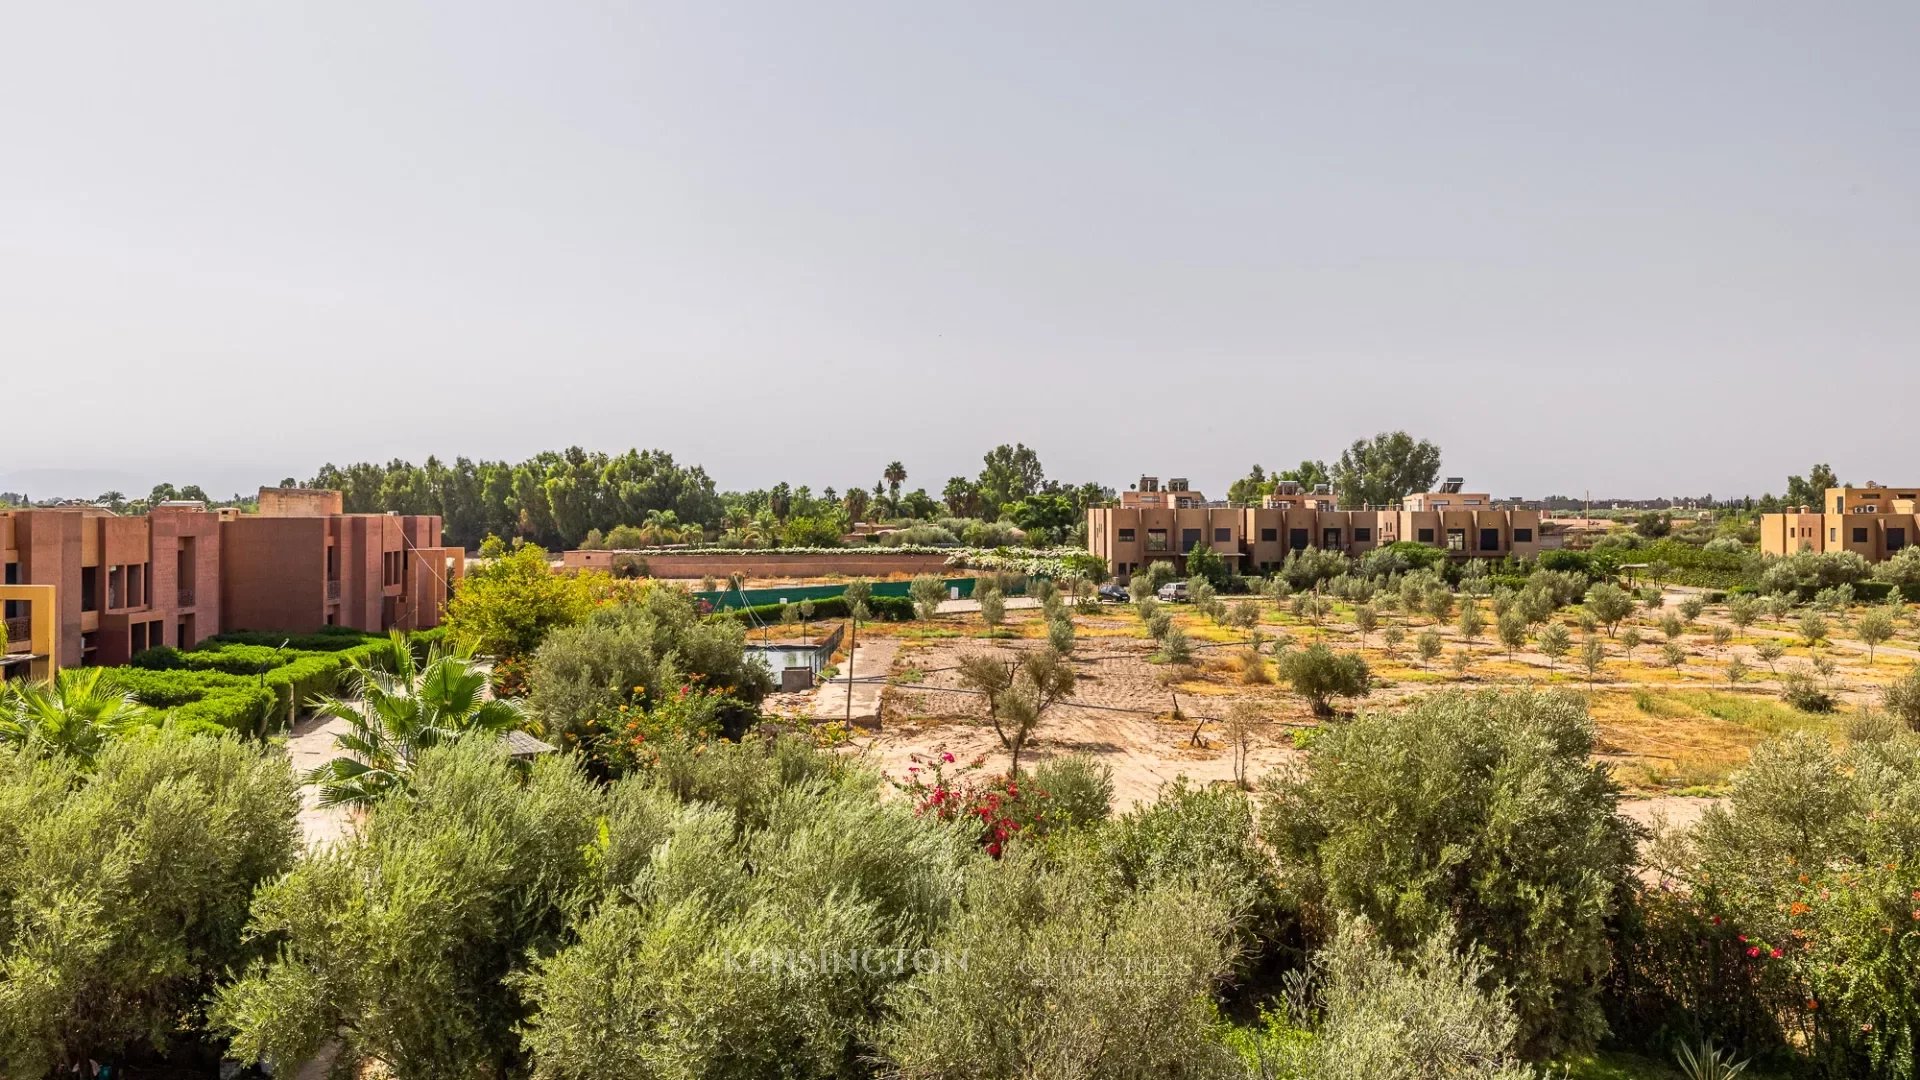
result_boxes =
[1759,485,1918,561]
[1087,475,1544,578]
[1,504,222,671]
[2,487,463,677]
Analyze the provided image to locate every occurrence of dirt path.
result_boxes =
[812,637,899,725]
[282,712,354,848]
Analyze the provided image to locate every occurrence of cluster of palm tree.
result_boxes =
[305,633,529,807]
[0,667,152,766]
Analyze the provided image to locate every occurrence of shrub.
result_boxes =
[1279,547,1352,591]
[1262,689,1635,1058]
[1781,670,1836,713]
[0,732,299,1075]
[1882,664,1920,731]
[877,851,1239,1079]
[444,543,595,658]
[1759,549,1873,596]
[1030,754,1114,830]
[529,589,774,752]
[215,741,604,1077]
[1247,918,1536,1080]
[1277,643,1371,717]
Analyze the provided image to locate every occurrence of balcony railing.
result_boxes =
[177,587,195,608]
[326,580,342,603]
[3,617,29,651]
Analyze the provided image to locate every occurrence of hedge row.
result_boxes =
[115,628,448,733]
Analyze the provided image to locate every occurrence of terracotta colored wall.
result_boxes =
[220,517,326,632]
[563,550,958,579]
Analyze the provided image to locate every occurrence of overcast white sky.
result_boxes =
[4,2,1916,501]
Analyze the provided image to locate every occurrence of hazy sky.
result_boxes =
[5,2,1917,502]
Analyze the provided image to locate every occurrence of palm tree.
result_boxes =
[305,632,527,808]
[639,509,685,546]
[884,461,907,504]
[844,487,871,524]
[0,667,150,766]
[97,490,127,513]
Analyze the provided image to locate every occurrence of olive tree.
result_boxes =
[1582,583,1635,635]
[1278,643,1371,718]
[1262,689,1634,1058]
[0,732,299,1076]
[909,574,948,620]
[214,741,603,1079]
[956,650,1076,775]
[1857,606,1897,663]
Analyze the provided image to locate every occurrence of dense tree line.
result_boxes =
[305,444,1111,552]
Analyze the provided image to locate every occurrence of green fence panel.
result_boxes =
[693,577,980,611]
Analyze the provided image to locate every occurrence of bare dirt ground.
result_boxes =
[852,617,1306,807]
[828,585,1920,809]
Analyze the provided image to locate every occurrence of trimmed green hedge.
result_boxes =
[114,628,448,732]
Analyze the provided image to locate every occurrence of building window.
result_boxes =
[1353,527,1371,542]
[1259,528,1277,542]
[1446,529,1466,552]
[1146,530,1168,552]
[1830,527,1838,542]
[1181,529,1202,553]
[1513,528,1533,542]
[1289,529,1309,551]
[1323,528,1342,548]
[1889,528,1907,552]
[1853,527,1869,543]
[1117,528,1135,543]
[1480,528,1501,551]
[1214,527,1232,543]
[1417,528,1435,543]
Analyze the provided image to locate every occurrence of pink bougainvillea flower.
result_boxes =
[1746,947,1760,958]
[1769,948,1783,959]
[942,752,955,763]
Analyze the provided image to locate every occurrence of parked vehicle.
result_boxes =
[1157,581,1190,602]
[1098,583,1130,603]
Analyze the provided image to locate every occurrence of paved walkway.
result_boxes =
[935,596,1040,615]
[283,712,355,848]
[811,637,898,726]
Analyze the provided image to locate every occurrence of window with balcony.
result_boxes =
[1117,528,1135,543]
[1446,529,1466,552]
[1145,529,1169,552]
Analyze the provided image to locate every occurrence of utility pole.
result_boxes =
[845,611,857,725]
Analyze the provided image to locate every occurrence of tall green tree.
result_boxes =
[1331,432,1443,509]
[977,443,1045,511]
[1785,463,1841,510]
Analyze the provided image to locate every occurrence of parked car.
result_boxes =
[1157,581,1189,602]
[1098,583,1130,603]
